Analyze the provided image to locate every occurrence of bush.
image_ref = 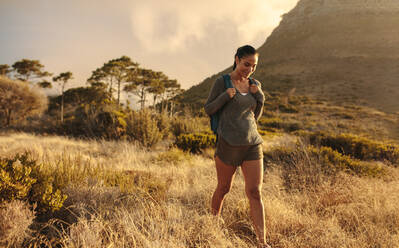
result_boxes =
[154,112,171,139]
[258,129,279,136]
[126,109,163,147]
[297,131,399,166]
[264,143,385,182]
[0,153,67,212]
[175,133,216,154]
[0,200,35,247]
[0,76,48,127]
[308,146,385,177]
[170,117,203,138]
[259,117,302,132]
[63,102,127,139]
[278,103,299,113]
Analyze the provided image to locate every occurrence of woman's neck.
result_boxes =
[230,71,247,82]
[230,71,248,82]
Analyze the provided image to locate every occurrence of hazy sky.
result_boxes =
[0,0,298,91]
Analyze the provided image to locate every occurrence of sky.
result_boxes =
[0,0,298,92]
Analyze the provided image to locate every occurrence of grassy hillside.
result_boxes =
[1,132,399,247]
[179,83,399,144]
[258,93,399,142]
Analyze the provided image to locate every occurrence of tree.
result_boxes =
[0,76,47,127]
[161,79,183,114]
[37,80,52,89]
[147,72,182,112]
[47,86,113,120]
[0,64,11,77]
[124,68,158,110]
[11,59,52,86]
[87,56,138,105]
[146,71,171,108]
[148,78,165,108]
[53,72,73,123]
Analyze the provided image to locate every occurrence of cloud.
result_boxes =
[1,0,299,90]
[130,0,298,53]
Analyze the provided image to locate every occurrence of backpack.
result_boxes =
[210,74,258,135]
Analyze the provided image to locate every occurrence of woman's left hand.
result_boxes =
[250,84,259,94]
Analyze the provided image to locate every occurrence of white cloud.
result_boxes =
[130,0,298,53]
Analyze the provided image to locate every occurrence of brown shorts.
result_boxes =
[215,136,263,166]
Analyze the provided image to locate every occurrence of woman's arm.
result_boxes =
[204,77,231,116]
[251,80,265,121]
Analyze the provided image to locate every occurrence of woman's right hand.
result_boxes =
[226,88,236,98]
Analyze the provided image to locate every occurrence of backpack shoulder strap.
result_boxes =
[222,74,233,89]
[248,77,258,86]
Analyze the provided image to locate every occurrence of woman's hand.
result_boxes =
[226,88,236,98]
[250,84,259,94]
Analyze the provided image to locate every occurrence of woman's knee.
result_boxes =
[246,187,262,201]
[217,184,232,196]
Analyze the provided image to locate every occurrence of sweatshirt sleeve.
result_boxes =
[204,77,231,116]
[251,79,265,121]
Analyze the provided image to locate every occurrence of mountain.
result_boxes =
[180,0,399,113]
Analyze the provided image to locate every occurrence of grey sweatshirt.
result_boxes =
[204,75,265,146]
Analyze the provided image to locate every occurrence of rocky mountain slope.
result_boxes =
[181,0,399,113]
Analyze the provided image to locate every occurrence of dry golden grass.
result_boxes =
[0,132,399,247]
[0,200,35,247]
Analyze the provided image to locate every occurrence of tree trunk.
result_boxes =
[6,108,11,126]
[117,80,121,106]
[61,94,64,123]
[140,88,145,110]
[153,95,157,109]
[109,78,114,96]
[61,83,65,123]
[170,101,174,117]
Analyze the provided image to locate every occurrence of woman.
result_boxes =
[204,45,269,248]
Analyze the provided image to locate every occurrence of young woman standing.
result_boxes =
[204,45,269,248]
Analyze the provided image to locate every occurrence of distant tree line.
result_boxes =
[0,56,184,130]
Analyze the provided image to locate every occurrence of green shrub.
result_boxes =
[329,112,355,119]
[125,109,163,147]
[263,145,297,165]
[154,112,171,139]
[264,144,385,179]
[308,146,385,177]
[170,117,202,137]
[258,129,280,136]
[64,103,127,139]
[0,153,67,212]
[259,117,302,132]
[175,133,216,154]
[262,110,277,118]
[278,103,299,113]
[297,131,399,166]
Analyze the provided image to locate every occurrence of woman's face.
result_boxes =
[235,54,258,78]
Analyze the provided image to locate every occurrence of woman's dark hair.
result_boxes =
[233,45,258,70]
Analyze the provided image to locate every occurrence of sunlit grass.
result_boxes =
[0,132,398,247]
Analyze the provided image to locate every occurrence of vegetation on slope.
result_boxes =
[0,125,398,247]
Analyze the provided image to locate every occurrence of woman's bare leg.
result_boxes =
[211,156,238,216]
[241,159,266,246]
